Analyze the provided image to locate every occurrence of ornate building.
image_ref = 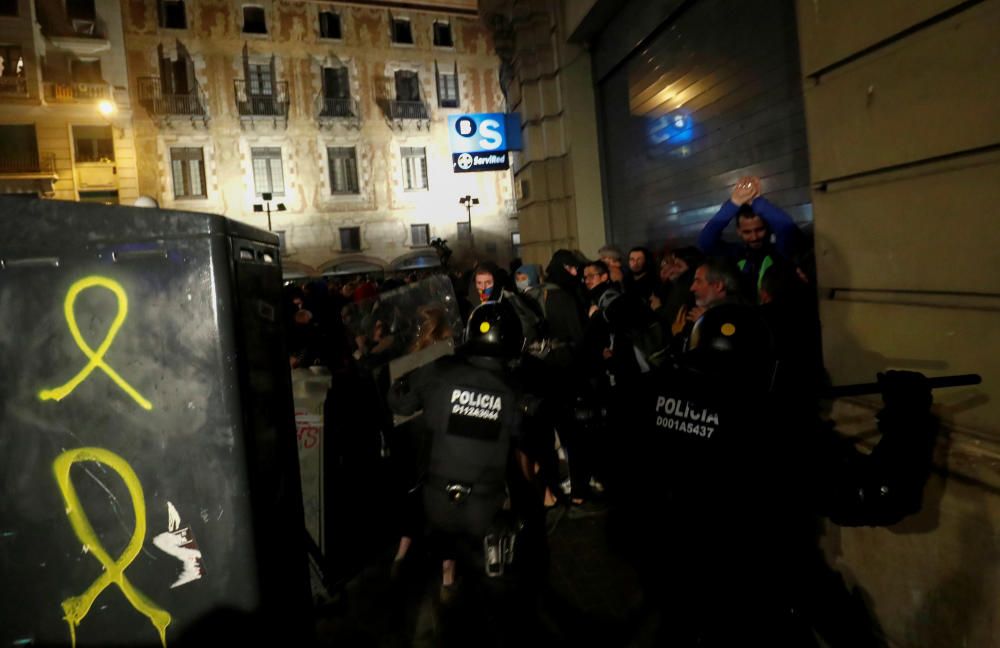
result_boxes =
[0,0,139,203]
[120,0,516,276]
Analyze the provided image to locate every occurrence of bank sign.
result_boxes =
[448,113,523,173]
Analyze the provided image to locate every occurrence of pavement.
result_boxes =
[312,505,647,647]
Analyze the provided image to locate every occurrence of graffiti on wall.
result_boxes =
[53,447,171,648]
[38,276,153,410]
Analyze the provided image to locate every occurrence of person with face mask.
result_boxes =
[468,262,544,352]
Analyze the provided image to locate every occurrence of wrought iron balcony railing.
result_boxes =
[319,96,358,119]
[387,99,428,120]
[234,79,288,118]
[0,152,56,174]
[137,77,206,116]
[42,82,112,102]
[0,76,28,96]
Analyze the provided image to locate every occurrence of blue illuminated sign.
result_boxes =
[448,113,523,153]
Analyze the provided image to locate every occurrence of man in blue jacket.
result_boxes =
[697,176,801,302]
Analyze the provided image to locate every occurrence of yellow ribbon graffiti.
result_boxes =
[53,447,171,648]
[38,276,153,410]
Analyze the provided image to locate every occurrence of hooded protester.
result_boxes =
[543,249,587,339]
[468,262,543,348]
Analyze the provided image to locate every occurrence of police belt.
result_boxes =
[425,474,505,503]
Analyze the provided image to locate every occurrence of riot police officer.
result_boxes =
[387,301,536,619]
[615,303,936,646]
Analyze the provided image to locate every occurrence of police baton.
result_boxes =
[826,373,981,398]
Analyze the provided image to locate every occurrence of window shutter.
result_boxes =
[242,42,251,84]
[337,66,349,98]
[158,44,173,94]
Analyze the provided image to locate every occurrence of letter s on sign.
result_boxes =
[478,119,503,151]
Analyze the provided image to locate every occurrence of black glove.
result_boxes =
[877,370,932,412]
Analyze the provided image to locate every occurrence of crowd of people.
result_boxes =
[281,178,936,646]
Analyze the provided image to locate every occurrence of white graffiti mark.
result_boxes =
[152,501,204,589]
[167,501,181,532]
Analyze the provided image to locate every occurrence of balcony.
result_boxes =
[0,152,58,196]
[137,77,208,126]
[387,100,428,120]
[316,96,360,129]
[43,82,112,103]
[234,79,288,128]
[0,152,55,174]
[381,99,430,131]
[0,76,28,97]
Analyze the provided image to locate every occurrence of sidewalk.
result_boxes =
[313,508,644,647]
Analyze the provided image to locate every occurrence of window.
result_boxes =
[456,221,471,241]
[159,53,192,94]
[66,0,95,20]
[322,66,349,98]
[247,63,272,95]
[327,147,358,195]
[511,231,521,258]
[410,224,429,247]
[394,70,420,101]
[170,147,206,199]
[0,125,38,171]
[436,66,458,108]
[400,147,427,191]
[71,59,102,83]
[73,125,114,162]
[0,45,25,95]
[0,0,18,17]
[251,147,284,196]
[433,21,453,47]
[391,17,413,44]
[321,67,351,117]
[242,6,267,34]
[159,0,186,28]
[318,11,341,39]
[79,190,119,204]
[339,226,361,252]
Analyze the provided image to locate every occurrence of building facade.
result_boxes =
[0,0,139,203]
[478,0,606,264]
[120,0,515,276]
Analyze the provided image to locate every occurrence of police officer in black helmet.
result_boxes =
[615,303,937,647]
[388,300,537,637]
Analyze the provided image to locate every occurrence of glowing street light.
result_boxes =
[97,99,116,117]
[96,99,123,137]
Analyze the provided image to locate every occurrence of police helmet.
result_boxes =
[464,300,524,358]
[682,303,776,387]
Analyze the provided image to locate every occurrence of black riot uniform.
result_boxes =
[616,304,936,647]
[388,301,528,576]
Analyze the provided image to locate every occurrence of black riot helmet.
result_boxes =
[464,299,524,358]
[682,303,776,389]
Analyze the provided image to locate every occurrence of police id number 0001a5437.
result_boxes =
[652,395,720,440]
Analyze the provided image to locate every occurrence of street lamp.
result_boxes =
[253,192,286,231]
[459,194,479,247]
[97,99,124,137]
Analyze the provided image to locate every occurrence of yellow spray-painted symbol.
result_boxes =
[38,276,152,410]
[53,447,171,648]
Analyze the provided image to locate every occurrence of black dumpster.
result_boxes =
[0,198,311,647]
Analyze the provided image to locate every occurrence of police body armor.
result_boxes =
[423,354,519,502]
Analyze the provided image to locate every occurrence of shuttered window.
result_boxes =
[170,147,206,198]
